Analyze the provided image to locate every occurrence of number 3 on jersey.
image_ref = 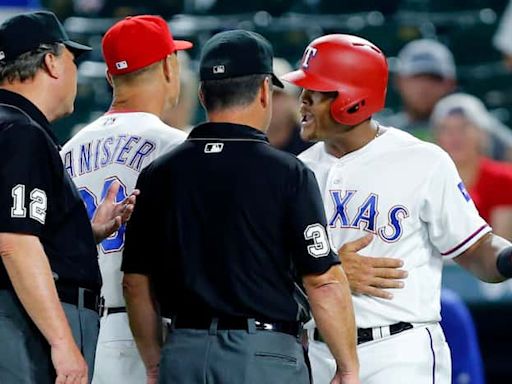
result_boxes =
[79,177,127,253]
[304,223,331,258]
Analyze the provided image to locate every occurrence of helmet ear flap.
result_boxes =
[330,94,367,125]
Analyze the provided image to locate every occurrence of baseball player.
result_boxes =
[281,34,512,383]
[60,15,191,384]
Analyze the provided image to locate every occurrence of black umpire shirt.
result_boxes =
[122,122,339,322]
[0,89,101,292]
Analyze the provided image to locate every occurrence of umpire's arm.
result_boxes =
[288,165,359,381]
[122,165,162,382]
[304,265,359,381]
[0,233,88,382]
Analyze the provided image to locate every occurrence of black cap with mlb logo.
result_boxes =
[0,11,91,62]
[199,29,284,88]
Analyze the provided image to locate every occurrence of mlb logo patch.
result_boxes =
[213,65,225,74]
[116,60,128,70]
[457,181,472,202]
[204,143,224,153]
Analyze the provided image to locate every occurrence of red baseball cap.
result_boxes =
[102,15,193,76]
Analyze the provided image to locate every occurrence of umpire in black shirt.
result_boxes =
[0,11,137,384]
[123,30,359,384]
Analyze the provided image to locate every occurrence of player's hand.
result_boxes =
[337,234,408,299]
[91,180,140,243]
[51,339,88,384]
[330,369,360,384]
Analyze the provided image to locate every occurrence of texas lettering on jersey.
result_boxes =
[328,190,409,243]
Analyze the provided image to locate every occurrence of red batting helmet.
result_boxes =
[281,34,388,126]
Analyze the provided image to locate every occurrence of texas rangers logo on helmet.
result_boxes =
[302,46,318,69]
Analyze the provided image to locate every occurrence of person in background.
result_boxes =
[267,57,311,155]
[494,0,512,70]
[432,93,512,241]
[379,39,457,142]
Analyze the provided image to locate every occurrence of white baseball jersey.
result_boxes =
[61,112,186,307]
[299,127,490,328]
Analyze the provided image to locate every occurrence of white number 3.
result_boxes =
[304,223,331,258]
[11,184,47,224]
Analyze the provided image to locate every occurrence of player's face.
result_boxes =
[435,114,484,163]
[299,89,338,141]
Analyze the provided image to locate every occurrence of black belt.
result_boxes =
[314,322,413,345]
[55,284,102,313]
[173,316,302,337]
[99,306,127,317]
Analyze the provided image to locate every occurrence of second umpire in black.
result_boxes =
[123,30,360,384]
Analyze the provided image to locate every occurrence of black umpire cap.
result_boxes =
[0,11,91,62]
[200,29,284,88]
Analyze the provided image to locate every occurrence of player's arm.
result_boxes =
[123,273,162,381]
[303,266,359,381]
[337,234,407,299]
[454,233,512,283]
[490,207,512,241]
[422,149,512,283]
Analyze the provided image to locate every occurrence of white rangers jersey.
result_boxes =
[299,127,490,328]
[61,112,186,307]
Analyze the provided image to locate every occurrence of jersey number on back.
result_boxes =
[79,176,127,253]
[304,223,331,258]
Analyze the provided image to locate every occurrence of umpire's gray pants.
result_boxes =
[159,320,311,384]
[0,290,99,384]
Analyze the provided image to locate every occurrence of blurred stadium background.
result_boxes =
[3,0,512,382]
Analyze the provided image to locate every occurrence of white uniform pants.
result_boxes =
[92,312,145,384]
[308,323,451,384]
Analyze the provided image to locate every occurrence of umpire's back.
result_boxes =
[122,30,340,384]
[143,122,335,321]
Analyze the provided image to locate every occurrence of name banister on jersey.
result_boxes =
[63,134,157,177]
[328,190,409,243]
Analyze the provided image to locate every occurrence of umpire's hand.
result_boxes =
[337,234,408,299]
[51,339,88,384]
[91,180,140,243]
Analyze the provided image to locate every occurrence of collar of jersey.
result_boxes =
[0,89,58,146]
[188,122,269,143]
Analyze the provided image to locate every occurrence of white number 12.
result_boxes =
[11,184,47,224]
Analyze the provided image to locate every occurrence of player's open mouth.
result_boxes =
[301,113,313,127]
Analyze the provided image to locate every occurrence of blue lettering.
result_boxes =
[129,140,156,171]
[110,135,127,164]
[351,193,379,232]
[100,137,114,166]
[378,205,409,242]
[329,190,356,227]
[116,136,141,165]
[94,138,102,171]
[63,150,74,178]
[79,142,92,175]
